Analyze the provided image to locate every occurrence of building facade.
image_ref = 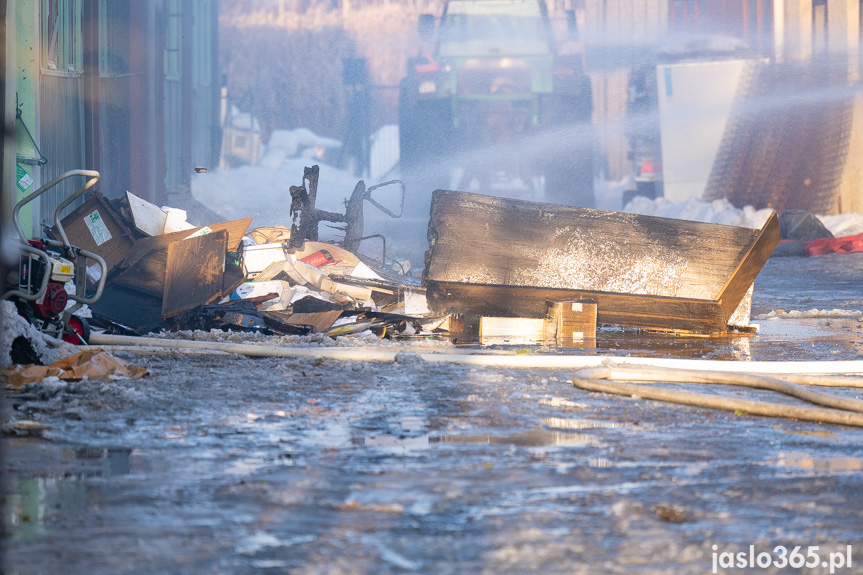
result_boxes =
[3,0,220,237]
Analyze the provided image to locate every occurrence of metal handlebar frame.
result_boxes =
[0,243,52,302]
[11,169,101,243]
[7,169,107,307]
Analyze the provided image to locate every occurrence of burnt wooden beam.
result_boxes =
[162,230,228,318]
[423,191,779,334]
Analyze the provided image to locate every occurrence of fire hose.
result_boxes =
[572,365,863,427]
[89,333,863,426]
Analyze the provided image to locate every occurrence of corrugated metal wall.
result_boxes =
[38,73,87,222]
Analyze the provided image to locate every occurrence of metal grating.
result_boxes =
[704,60,855,215]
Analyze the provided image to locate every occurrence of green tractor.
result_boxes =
[399,0,595,207]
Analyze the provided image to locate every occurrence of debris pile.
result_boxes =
[60,166,446,341]
[14,167,788,348]
[773,209,863,257]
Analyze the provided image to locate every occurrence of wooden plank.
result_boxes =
[222,259,246,297]
[56,192,135,274]
[112,250,167,297]
[161,230,227,318]
[122,217,252,269]
[717,210,781,321]
[426,281,729,334]
[425,191,762,301]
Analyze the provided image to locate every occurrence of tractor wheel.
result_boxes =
[63,315,91,345]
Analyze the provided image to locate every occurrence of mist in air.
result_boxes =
[201,0,863,261]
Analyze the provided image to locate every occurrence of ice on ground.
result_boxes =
[147,328,455,350]
[0,301,76,368]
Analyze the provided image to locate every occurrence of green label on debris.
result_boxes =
[84,210,113,246]
[16,164,34,193]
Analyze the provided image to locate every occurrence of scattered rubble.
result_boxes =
[54,166,448,344]
[6,167,796,358]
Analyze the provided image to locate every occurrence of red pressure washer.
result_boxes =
[2,170,108,344]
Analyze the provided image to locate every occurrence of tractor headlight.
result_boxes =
[418,80,436,94]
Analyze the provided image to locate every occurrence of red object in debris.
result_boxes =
[639,159,655,175]
[300,249,337,267]
[62,316,90,345]
[805,232,863,256]
[30,282,67,319]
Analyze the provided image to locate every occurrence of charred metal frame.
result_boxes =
[288,165,405,259]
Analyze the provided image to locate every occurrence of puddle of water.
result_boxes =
[355,417,634,453]
[540,417,631,430]
[6,447,132,541]
[431,428,600,447]
[774,426,838,439]
[75,446,133,476]
[774,452,863,474]
[356,427,602,453]
[477,335,597,349]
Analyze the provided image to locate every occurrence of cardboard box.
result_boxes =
[243,243,288,278]
[57,192,135,274]
[546,299,597,340]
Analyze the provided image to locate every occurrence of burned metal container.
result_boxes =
[423,190,780,334]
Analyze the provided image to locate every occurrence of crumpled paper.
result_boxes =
[2,348,150,389]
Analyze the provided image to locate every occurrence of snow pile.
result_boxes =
[192,126,399,236]
[369,124,400,182]
[624,195,863,237]
[194,120,863,247]
[594,174,632,212]
[756,308,863,321]
[258,128,341,168]
[0,301,76,368]
[817,213,863,237]
[225,104,261,133]
[624,196,775,229]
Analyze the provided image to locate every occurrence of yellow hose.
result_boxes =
[572,366,863,427]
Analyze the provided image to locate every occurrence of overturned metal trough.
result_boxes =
[423,191,780,334]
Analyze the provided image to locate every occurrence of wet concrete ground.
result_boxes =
[2,253,863,574]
